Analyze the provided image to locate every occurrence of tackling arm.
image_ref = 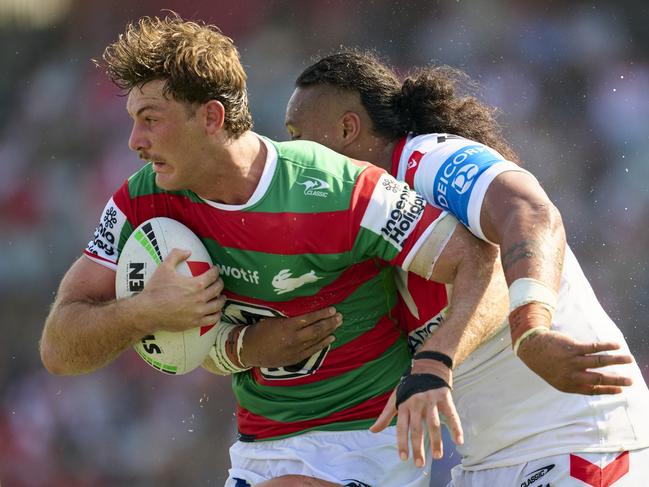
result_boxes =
[41,250,224,375]
[371,214,508,466]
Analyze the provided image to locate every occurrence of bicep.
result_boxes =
[481,170,554,244]
[409,213,461,283]
[56,255,116,305]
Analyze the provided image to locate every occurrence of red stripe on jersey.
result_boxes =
[390,205,445,269]
[251,314,402,387]
[121,193,353,255]
[404,151,426,188]
[398,274,448,333]
[112,181,133,216]
[223,259,382,316]
[390,137,408,177]
[348,165,385,243]
[237,390,393,440]
[569,451,629,487]
[83,250,117,267]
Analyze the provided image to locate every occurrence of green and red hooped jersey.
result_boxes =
[84,136,446,441]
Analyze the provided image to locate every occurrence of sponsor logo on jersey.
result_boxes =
[272,269,322,294]
[342,480,372,487]
[405,150,426,187]
[380,185,425,249]
[262,346,329,380]
[451,163,479,194]
[520,464,555,487]
[435,145,487,209]
[215,263,260,284]
[88,203,121,258]
[221,299,284,326]
[296,176,330,197]
[407,312,444,354]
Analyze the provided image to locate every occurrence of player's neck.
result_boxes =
[349,136,394,172]
[195,132,267,205]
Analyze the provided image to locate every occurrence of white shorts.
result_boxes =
[225,427,432,487]
[448,447,649,487]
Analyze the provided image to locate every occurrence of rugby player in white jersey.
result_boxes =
[273,49,649,486]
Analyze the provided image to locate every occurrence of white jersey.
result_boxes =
[393,133,649,469]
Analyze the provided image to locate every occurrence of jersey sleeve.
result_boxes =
[401,135,531,242]
[349,165,447,273]
[83,182,134,270]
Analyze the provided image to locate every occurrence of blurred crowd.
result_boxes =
[1,1,648,485]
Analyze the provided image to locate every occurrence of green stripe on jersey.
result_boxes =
[259,140,365,213]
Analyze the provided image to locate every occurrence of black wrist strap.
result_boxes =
[396,373,451,408]
[412,351,453,369]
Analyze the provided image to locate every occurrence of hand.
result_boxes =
[240,308,342,368]
[369,366,463,468]
[134,248,225,334]
[516,329,633,395]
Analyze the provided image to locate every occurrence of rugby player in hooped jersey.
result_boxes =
[39,14,519,487]
[277,49,649,486]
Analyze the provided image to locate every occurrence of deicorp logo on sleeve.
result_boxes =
[361,173,426,251]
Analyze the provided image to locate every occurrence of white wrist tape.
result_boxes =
[508,278,558,314]
[513,326,549,356]
[209,322,251,374]
[236,325,249,368]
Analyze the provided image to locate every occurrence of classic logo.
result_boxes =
[520,464,554,487]
[272,269,322,294]
[296,177,329,197]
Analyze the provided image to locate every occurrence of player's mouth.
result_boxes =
[152,161,168,172]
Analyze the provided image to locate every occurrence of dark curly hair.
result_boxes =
[98,12,252,137]
[296,48,519,163]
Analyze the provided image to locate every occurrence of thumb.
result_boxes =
[164,248,192,267]
[370,390,397,433]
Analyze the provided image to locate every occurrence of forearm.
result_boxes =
[499,200,565,291]
[482,172,565,292]
[41,296,145,375]
[422,242,508,366]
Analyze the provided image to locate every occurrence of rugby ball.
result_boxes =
[115,217,218,375]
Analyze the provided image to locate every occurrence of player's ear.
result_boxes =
[341,111,362,146]
[203,100,225,134]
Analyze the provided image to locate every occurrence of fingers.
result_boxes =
[439,395,464,446]
[426,406,442,461]
[571,370,633,392]
[396,407,410,462]
[164,248,192,266]
[575,352,633,370]
[297,313,342,346]
[573,341,621,355]
[300,336,336,358]
[410,413,426,468]
[293,307,337,328]
[370,391,397,433]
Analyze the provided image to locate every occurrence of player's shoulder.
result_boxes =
[269,139,372,182]
[404,133,504,159]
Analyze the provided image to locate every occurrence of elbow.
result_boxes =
[546,202,566,245]
[40,340,74,376]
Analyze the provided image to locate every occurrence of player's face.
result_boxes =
[126,80,205,191]
[285,86,346,153]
